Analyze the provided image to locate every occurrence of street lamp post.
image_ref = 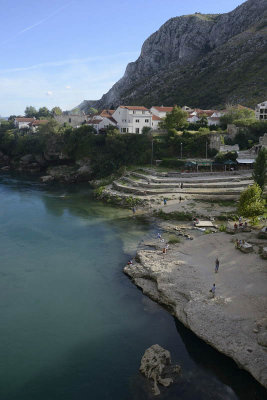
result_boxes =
[180,142,183,159]
[151,139,154,168]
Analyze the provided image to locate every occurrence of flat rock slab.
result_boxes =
[125,232,267,388]
[195,220,214,228]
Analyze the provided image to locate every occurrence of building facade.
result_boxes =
[112,106,152,134]
[255,101,267,120]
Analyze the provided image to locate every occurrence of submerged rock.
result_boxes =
[139,344,181,395]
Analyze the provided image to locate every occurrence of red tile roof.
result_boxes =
[120,106,148,111]
[31,120,49,126]
[15,117,35,122]
[87,119,102,125]
[152,115,162,121]
[100,109,115,117]
[152,106,173,112]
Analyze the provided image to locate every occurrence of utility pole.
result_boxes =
[180,142,183,159]
[206,141,208,159]
[151,139,154,168]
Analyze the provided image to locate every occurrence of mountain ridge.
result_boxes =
[77,0,267,112]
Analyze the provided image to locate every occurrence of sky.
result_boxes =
[0,0,244,116]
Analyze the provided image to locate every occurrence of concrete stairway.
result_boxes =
[109,169,253,200]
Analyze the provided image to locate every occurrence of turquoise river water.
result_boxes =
[0,173,266,400]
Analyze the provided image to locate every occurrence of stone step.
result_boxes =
[123,176,252,189]
[130,171,252,184]
[113,181,246,196]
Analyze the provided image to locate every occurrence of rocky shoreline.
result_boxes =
[0,150,92,183]
[124,227,267,389]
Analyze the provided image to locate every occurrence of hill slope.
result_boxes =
[79,0,267,112]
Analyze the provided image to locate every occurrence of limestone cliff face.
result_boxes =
[78,0,267,112]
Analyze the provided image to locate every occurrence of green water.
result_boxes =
[0,174,266,400]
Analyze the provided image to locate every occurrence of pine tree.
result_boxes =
[253,148,267,191]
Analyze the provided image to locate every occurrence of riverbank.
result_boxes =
[124,224,267,389]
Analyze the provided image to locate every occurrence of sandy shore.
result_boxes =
[124,229,267,388]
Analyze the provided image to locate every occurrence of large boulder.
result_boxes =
[139,344,181,396]
[20,154,35,163]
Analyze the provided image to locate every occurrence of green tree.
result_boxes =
[51,106,62,116]
[220,106,255,128]
[89,107,98,115]
[159,106,188,131]
[142,126,152,135]
[253,148,267,191]
[38,107,50,118]
[25,106,37,118]
[197,114,208,127]
[237,183,265,221]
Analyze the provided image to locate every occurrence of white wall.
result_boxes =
[113,107,152,134]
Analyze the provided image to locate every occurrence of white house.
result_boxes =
[187,109,225,126]
[86,115,117,133]
[112,106,152,134]
[150,106,173,119]
[255,101,267,120]
[14,117,35,129]
[152,115,162,129]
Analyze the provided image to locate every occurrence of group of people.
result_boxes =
[234,217,248,230]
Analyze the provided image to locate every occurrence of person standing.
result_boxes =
[163,198,167,205]
[215,258,219,273]
[181,182,184,189]
[210,283,216,298]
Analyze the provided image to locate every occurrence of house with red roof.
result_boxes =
[112,106,152,134]
[14,117,36,130]
[150,106,173,119]
[86,114,117,133]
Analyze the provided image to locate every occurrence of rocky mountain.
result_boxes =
[78,0,267,112]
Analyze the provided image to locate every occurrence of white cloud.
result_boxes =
[46,91,53,96]
[65,86,71,89]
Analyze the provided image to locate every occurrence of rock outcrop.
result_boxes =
[124,232,267,388]
[78,0,267,111]
[140,344,181,395]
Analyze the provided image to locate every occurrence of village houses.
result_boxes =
[255,101,267,120]
[14,117,49,132]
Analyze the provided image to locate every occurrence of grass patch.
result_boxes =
[168,235,181,244]
[156,209,193,221]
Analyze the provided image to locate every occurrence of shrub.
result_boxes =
[168,236,181,244]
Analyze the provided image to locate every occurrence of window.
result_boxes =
[122,128,127,132]
[127,128,129,132]
[69,118,71,123]
[135,128,140,133]
[133,111,135,114]
[145,119,149,123]
[135,119,139,123]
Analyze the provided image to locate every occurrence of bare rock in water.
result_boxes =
[139,344,181,395]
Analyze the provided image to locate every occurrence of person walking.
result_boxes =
[163,198,167,205]
[179,196,182,202]
[181,182,184,189]
[215,258,219,273]
[210,283,216,298]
